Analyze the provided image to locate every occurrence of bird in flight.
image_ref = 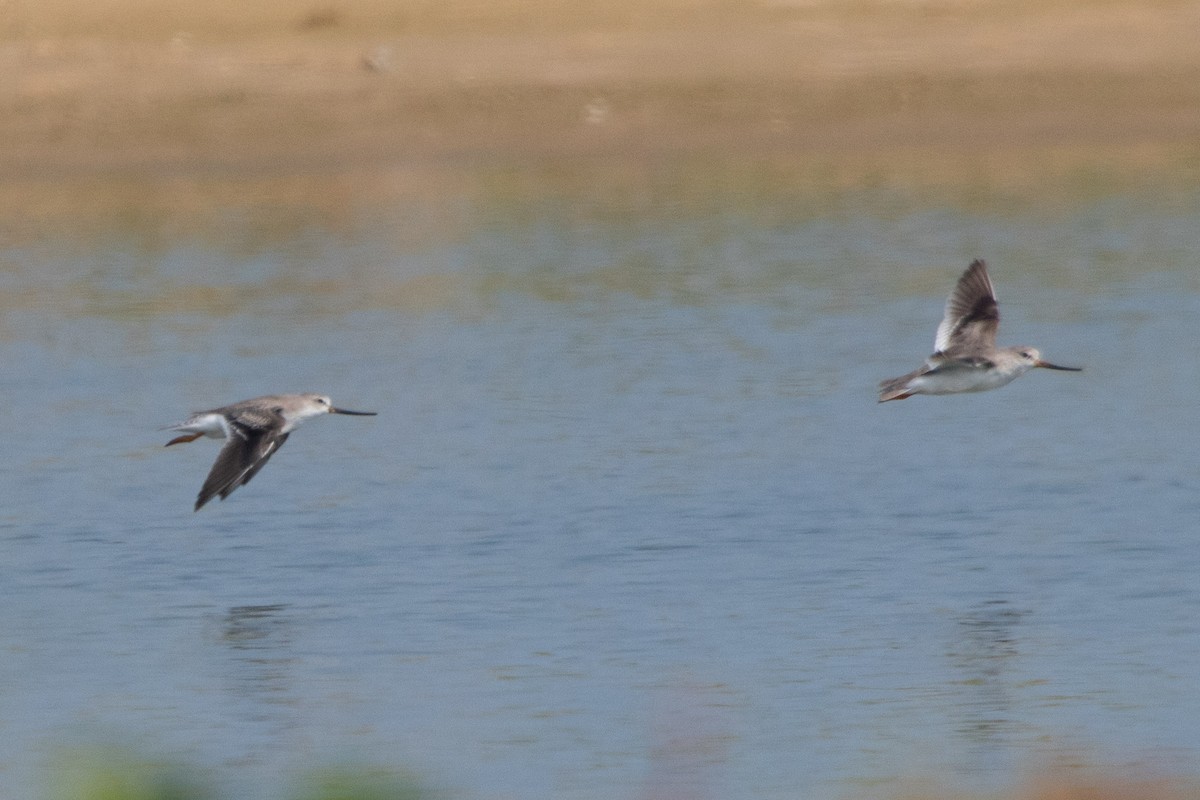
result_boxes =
[879,260,1080,402]
[164,393,377,510]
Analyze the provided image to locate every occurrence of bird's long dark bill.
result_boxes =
[330,408,378,415]
[1034,360,1082,371]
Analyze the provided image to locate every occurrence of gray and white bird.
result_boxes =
[879,260,1080,402]
[164,393,377,510]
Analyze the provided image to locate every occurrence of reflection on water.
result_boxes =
[639,684,733,800]
[4,147,1200,329]
[950,599,1027,746]
[218,604,296,763]
[3,153,1200,799]
[944,598,1034,787]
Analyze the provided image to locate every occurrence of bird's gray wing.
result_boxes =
[194,407,288,511]
[235,432,290,491]
[933,259,999,357]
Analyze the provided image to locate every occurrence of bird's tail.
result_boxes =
[878,374,916,403]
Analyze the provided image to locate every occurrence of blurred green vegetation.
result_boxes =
[36,749,1200,800]
[288,767,426,800]
[47,749,428,800]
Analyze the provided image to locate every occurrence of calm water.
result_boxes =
[3,158,1200,799]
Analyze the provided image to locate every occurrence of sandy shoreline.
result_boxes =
[5,0,1200,178]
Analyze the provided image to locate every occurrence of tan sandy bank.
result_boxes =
[4,0,1200,177]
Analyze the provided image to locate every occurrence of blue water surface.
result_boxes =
[2,162,1199,799]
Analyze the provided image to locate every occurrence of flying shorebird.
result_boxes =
[164,393,377,511]
[878,260,1080,402]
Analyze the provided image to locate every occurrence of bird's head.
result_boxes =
[302,393,378,418]
[1015,348,1082,372]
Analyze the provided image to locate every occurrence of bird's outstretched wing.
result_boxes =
[933,259,999,357]
[194,406,290,511]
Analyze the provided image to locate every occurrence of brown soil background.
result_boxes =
[5,0,1200,178]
